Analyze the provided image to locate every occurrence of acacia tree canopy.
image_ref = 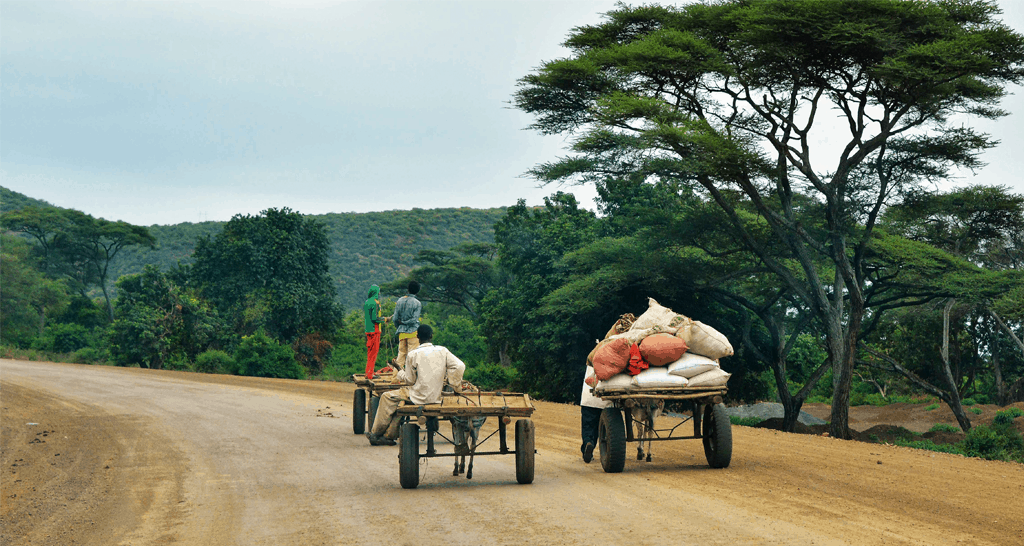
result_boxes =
[514,0,1024,437]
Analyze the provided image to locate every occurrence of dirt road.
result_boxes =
[2,359,1022,546]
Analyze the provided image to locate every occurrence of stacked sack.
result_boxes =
[589,298,732,393]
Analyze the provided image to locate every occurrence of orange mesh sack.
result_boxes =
[639,333,689,367]
[592,337,632,380]
[631,297,690,331]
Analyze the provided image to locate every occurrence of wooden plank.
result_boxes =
[394,391,535,418]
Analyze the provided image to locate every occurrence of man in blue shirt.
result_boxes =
[390,281,422,369]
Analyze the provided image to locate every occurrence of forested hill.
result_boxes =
[112,208,506,310]
[1,187,55,213]
[1,187,504,310]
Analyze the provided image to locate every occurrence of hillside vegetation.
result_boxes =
[1,187,503,310]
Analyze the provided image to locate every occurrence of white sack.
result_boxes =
[630,367,689,389]
[630,297,689,331]
[687,368,731,387]
[677,320,734,359]
[667,353,720,378]
[595,373,632,392]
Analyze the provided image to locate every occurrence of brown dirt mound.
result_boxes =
[922,430,965,445]
[854,424,920,444]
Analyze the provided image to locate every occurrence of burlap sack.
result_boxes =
[667,353,719,378]
[680,320,733,359]
[610,325,668,346]
[639,333,688,367]
[630,297,690,331]
[603,313,637,340]
[593,337,632,380]
[630,367,689,389]
[687,368,731,387]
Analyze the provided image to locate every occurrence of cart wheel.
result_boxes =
[514,419,535,484]
[598,407,626,473]
[352,389,366,434]
[703,403,733,468]
[368,395,380,433]
[399,422,420,489]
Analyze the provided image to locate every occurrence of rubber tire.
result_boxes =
[368,395,380,434]
[515,419,535,484]
[352,389,366,434]
[598,407,626,473]
[703,403,733,468]
[399,422,420,489]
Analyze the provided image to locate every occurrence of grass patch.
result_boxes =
[730,416,763,427]
[970,407,983,415]
[929,423,960,433]
[924,403,940,411]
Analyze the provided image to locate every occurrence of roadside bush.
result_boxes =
[929,423,960,433]
[961,423,1024,462]
[164,353,192,371]
[327,344,365,380]
[195,350,235,374]
[894,438,963,455]
[961,398,977,406]
[970,407,983,415]
[72,347,108,364]
[234,331,305,379]
[464,363,518,391]
[994,408,1024,425]
[731,416,763,427]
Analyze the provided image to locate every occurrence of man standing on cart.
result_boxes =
[390,281,423,369]
[363,284,390,380]
[366,324,466,446]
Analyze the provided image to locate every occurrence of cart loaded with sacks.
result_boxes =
[393,390,536,489]
[587,297,735,473]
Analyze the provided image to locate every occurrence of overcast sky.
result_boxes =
[2,1,1022,226]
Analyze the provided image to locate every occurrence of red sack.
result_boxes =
[639,333,689,367]
[593,338,631,380]
[626,343,649,375]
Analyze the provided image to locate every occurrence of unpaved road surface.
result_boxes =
[2,359,1023,546]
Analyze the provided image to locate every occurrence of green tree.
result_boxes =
[384,243,505,318]
[0,234,69,346]
[191,208,341,342]
[107,265,223,369]
[234,330,305,379]
[514,0,1024,437]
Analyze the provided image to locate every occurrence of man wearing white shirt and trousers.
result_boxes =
[367,324,466,446]
[580,366,611,462]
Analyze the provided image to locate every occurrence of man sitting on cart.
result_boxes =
[366,324,466,446]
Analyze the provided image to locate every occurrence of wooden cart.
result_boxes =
[592,385,731,472]
[351,372,409,434]
[393,391,536,489]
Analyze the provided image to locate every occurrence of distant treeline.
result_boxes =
[1,187,504,310]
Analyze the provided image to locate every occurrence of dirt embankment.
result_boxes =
[2,359,1023,546]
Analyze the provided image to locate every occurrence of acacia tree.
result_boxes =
[384,243,505,318]
[514,0,1024,438]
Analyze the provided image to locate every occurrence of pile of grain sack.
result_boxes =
[586,298,733,393]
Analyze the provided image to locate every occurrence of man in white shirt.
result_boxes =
[367,324,466,445]
[580,366,611,462]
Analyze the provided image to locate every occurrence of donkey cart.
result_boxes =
[393,391,536,489]
[351,372,408,434]
[592,385,731,473]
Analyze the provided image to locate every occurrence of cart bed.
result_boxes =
[396,391,535,418]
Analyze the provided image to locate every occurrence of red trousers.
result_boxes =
[365,327,381,379]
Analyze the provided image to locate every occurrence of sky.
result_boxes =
[1,1,1023,227]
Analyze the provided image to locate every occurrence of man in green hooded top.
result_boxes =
[363,284,389,379]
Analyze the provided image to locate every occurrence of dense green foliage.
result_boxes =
[233,330,305,379]
[108,206,506,310]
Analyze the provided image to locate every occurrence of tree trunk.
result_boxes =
[828,306,861,440]
[941,299,972,433]
[992,330,1008,406]
[37,306,46,335]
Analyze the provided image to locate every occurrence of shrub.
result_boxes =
[464,363,518,391]
[928,423,960,433]
[234,331,305,379]
[327,344,365,380]
[894,438,963,455]
[72,347,107,364]
[924,403,939,411]
[194,350,235,374]
[994,408,1024,426]
[961,423,1024,462]
[961,398,976,406]
[730,416,763,427]
[970,407,983,415]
